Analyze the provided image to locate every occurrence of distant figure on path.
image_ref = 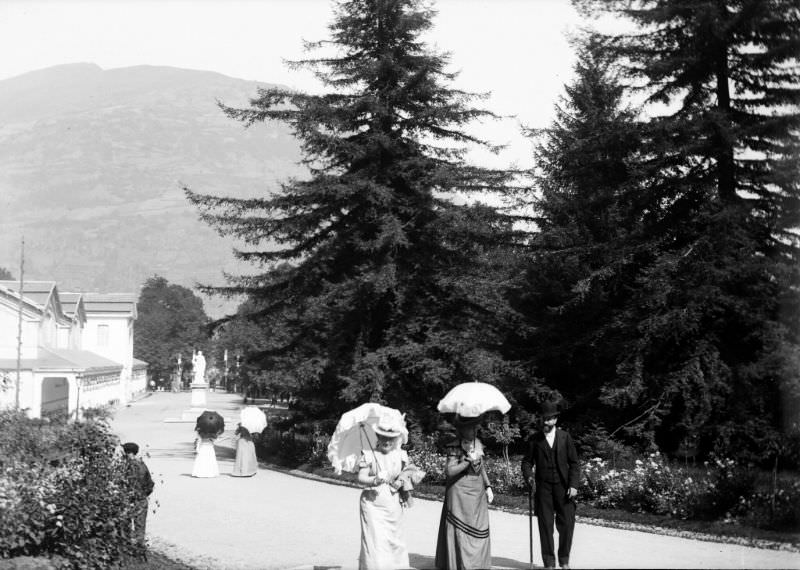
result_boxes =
[122,442,154,546]
[521,401,580,569]
[357,417,416,570]
[231,424,258,477]
[435,414,493,570]
[192,350,206,384]
[192,412,222,478]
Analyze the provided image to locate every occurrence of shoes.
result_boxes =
[560,564,570,569]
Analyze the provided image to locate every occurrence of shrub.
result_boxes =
[407,434,446,486]
[683,457,756,521]
[257,428,314,466]
[483,455,526,495]
[742,479,800,531]
[0,410,146,567]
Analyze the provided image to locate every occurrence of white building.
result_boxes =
[0,280,147,419]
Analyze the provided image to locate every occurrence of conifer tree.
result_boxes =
[570,0,800,461]
[186,0,519,426]
[510,37,644,429]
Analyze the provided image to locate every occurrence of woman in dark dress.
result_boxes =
[435,414,494,570]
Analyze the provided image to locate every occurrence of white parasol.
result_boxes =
[239,406,268,434]
[437,382,511,417]
[327,402,408,475]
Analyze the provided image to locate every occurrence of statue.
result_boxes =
[192,350,207,384]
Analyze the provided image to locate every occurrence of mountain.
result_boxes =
[0,63,304,317]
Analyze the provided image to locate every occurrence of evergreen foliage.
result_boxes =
[523,1,800,463]
[186,0,520,428]
[511,37,645,435]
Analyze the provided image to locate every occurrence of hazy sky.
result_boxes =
[0,0,587,169]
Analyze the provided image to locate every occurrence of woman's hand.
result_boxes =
[486,487,494,504]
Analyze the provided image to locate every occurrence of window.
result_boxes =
[97,324,109,347]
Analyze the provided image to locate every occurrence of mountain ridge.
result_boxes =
[0,63,303,317]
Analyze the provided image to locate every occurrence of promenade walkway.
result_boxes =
[111,391,799,570]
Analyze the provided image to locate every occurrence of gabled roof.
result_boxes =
[83,293,138,319]
[0,280,56,309]
[0,280,64,321]
[58,292,82,316]
[57,292,86,325]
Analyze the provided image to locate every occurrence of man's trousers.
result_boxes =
[535,479,576,568]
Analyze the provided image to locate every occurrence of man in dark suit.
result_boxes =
[521,401,580,569]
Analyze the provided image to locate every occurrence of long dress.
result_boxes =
[232,431,257,477]
[435,438,491,570]
[358,447,411,570]
[192,438,219,478]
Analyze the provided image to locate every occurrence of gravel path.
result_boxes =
[111,392,799,569]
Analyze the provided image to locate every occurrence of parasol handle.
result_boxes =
[359,422,382,477]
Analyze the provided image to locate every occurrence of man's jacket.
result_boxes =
[521,428,581,489]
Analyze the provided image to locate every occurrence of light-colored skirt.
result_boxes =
[232,436,257,477]
[359,485,409,570]
[192,439,219,478]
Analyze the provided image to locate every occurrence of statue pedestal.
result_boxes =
[190,382,208,407]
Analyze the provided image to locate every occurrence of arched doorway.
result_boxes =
[41,377,69,419]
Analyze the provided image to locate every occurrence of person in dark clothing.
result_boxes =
[122,442,154,546]
[521,401,580,569]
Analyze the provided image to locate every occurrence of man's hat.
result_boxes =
[540,400,560,419]
[122,442,139,455]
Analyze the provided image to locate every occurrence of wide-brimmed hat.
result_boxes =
[372,416,404,439]
[540,400,560,419]
[453,413,484,428]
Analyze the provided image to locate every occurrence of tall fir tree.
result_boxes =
[570,0,800,461]
[186,0,521,427]
[510,37,645,432]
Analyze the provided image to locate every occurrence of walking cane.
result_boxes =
[528,484,534,568]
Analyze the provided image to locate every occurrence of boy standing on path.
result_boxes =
[123,442,154,546]
[521,401,580,569]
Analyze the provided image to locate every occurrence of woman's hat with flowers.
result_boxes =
[372,413,405,439]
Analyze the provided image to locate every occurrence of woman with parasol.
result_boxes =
[327,403,425,570]
[192,410,224,478]
[232,406,266,477]
[435,383,510,570]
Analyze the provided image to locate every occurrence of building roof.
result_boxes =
[0,347,122,373]
[57,292,83,317]
[83,293,138,319]
[0,280,59,313]
[132,357,149,368]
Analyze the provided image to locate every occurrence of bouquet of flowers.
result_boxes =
[395,464,426,508]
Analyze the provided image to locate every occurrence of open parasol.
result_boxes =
[195,410,225,439]
[239,406,268,434]
[327,403,408,475]
[437,382,511,417]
